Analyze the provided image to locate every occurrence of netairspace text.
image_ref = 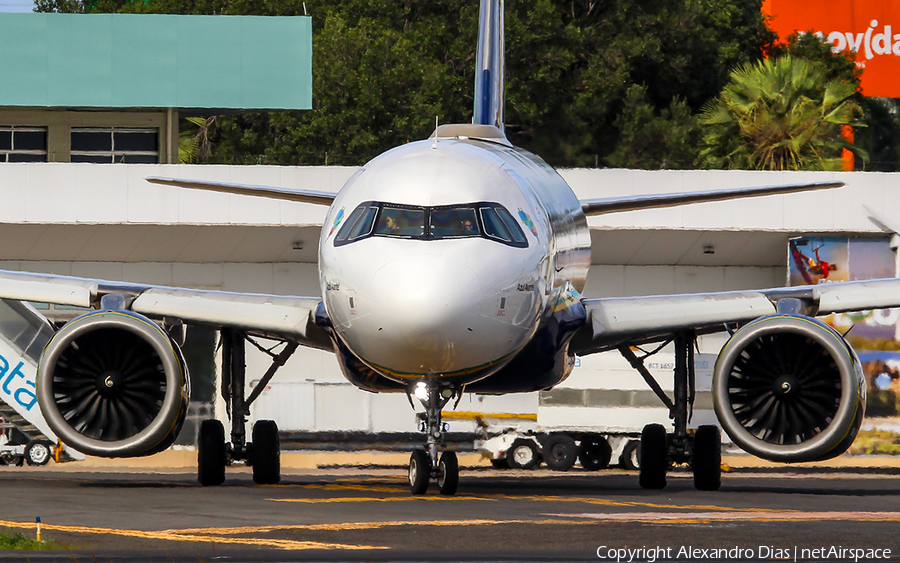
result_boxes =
[595,545,892,562]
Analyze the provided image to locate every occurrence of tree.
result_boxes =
[698,56,864,170]
[606,85,700,169]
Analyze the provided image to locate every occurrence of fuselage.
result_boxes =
[318,127,591,392]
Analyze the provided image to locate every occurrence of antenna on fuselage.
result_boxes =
[433,115,439,149]
[473,0,505,132]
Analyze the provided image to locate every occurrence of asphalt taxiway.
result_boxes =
[0,461,899,562]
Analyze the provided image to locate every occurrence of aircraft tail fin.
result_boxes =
[473,0,505,131]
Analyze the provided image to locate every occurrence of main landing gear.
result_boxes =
[619,330,722,491]
[407,381,459,495]
[197,329,297,487]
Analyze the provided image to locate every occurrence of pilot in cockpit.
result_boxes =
[380,215,400,234]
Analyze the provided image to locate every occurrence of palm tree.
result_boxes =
[179,116,218,164]
[698,56,864,171]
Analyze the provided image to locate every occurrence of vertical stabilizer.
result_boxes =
[473,0,504,131]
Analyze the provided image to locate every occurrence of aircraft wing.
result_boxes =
[571,278,900,355]
[0,269,331,350]
[578,181,843,216]
[146,177,337,206]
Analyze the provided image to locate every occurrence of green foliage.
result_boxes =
[849,429,900,455]
[768,31,861,86]
[847,336,900,351]
[506,0,773,167]
[607,85,701,169]
[0,530,62,550]
[855,96,900,171]
[698,56,864,170]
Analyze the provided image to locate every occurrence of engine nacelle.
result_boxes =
[713,315,865,463]
[37,310,189,457]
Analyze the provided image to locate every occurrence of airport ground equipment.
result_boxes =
[0,299,83,465]
[475,428,635,471]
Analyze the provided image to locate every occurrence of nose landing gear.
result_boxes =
[407,381,459,495]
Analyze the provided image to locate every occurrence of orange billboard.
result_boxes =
[764,0,900,96]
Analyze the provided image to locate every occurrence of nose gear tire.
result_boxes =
[437,451,459,495]
[409,449,430,494]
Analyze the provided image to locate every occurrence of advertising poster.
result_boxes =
[764,0,900,97]
[789,236,900,415]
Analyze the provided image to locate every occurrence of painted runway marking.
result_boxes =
[0,519,386,551]
[271,496,484,503]
[270,484,781,512]
[4,511,897,552]
[168,510,900,538]
[545,511,900,524]
[166,519,591,535]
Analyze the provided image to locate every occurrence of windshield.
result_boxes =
[429,208,479,237]
[376,207,426,236]
[334,201,528,248]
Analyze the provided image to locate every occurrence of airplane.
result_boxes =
[2,0,898,495]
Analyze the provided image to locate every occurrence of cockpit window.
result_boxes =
[496,207,527,244]
[334,201,529,248]
[335,205,378,243]
[480,207,513,242]
[376,207,425,236]
[430,208,479,237]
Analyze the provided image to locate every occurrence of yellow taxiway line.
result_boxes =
[0,519,385,551]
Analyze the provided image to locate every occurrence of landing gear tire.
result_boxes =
[578,436,612,471]
[490,459,507,469]
[620,440,641,470]
[506,438,540,469]
[639,424,667,490]
[437,451,459,495]
[409,449,430,495]
[24,440,52,466]
[692,425,721,491]
[252,420,281,485]
[198,419,226,486]
[542,434,578,471]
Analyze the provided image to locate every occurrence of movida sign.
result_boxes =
[764,0,900,96]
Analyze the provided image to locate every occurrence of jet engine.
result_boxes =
[36,310,189,458]
[712,315,865,463]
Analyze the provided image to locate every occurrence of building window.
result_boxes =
[70,127,159,163]
[0,126,48,162]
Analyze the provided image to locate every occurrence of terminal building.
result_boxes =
[0,13,897,450]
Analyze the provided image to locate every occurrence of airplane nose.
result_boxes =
[361,254,491,375]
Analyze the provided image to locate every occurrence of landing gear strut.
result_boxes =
[197,329,297,486]
[407,381,459,495]
[620,330,721,491]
